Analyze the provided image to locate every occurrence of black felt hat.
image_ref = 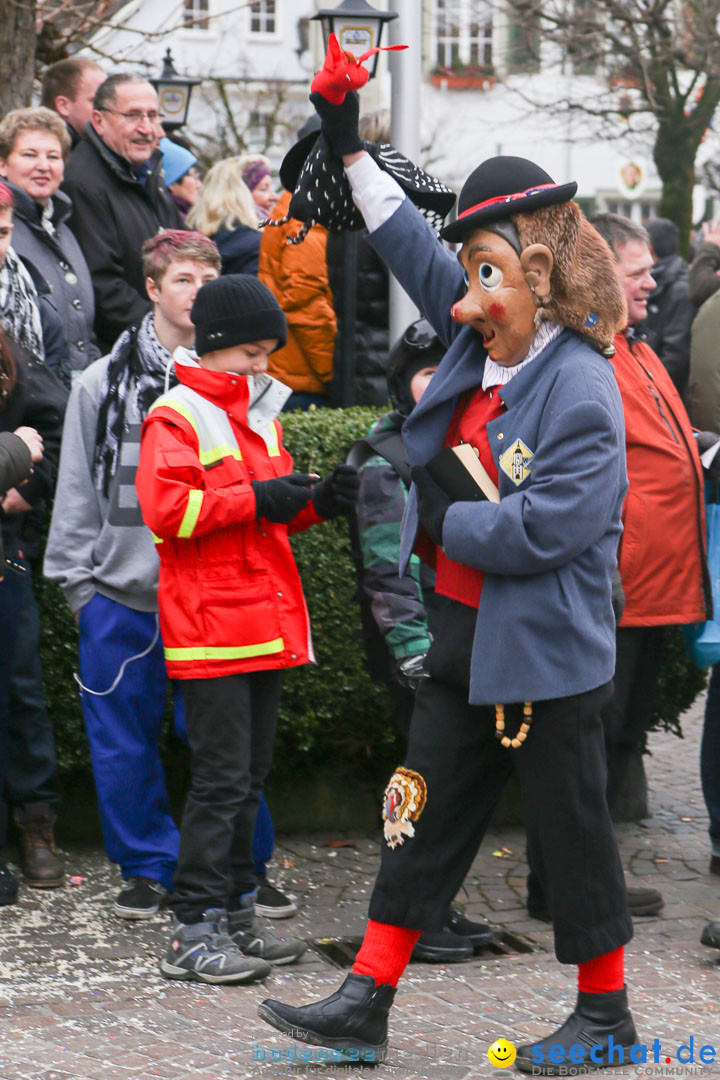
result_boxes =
[273,132,455,242]
[440,156,578,244]
[191,275,287,356]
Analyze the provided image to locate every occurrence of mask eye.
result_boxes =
[479,263,503,291]
[463,268,470,289]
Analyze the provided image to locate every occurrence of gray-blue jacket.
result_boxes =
[370,198,628,706]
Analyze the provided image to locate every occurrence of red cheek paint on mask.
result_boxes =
[451,303,461,322]
[488,301,505,323]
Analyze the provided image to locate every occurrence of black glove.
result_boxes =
[394,653,430,692]
[309,90,363,158]
[251,474,314,523]
[311,463,359,519]
[411,465,452,547]
[696,431,720,482]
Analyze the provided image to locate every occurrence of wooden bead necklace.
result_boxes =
[494,701,533,749]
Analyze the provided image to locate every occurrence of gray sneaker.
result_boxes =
[160,908,272,984]
[229,894,307,965]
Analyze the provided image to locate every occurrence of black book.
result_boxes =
[425,443,500,503]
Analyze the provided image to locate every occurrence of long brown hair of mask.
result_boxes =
[512,201,628,353]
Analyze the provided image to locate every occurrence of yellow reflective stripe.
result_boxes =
[165,638,285,662]
[177,489,203,538]
[199,444,242,466]
[265,421,281,458]
[149,398,199,438]
[151,532,164,545]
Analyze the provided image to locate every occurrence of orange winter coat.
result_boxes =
[259,191,337,395]
[136,355,322,680]
[611,330,709,627]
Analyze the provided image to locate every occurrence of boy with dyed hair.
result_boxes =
[45,230,221,919]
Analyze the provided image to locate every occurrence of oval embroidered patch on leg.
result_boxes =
[382,767,428,849]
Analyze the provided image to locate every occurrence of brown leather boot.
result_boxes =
[14,803,64,888]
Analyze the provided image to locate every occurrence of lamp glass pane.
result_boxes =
[335,18,378,56]
[158,85,189,119]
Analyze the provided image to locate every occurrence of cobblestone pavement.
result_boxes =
[0,695,718,1080]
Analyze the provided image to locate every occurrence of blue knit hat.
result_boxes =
[160,137,197,187]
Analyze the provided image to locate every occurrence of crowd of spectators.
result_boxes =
[0,53,719,992]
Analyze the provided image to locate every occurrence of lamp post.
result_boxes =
[150,49,201,133]
[389,0,422,349]
[311,0,398,76]
[310,1,398,407]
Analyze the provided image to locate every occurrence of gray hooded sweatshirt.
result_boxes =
[44,348,163,615]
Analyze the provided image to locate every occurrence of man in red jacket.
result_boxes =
[529,212,712,924]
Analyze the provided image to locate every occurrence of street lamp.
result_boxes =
[150,49,201,133]
[310,1,399,406]
[311,0,398,80]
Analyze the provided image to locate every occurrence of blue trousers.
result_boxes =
[77,594,275,888]
[702,662,720,858]
[78,594,182,889]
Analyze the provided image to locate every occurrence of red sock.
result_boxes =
[578,946,624,993]
[352,920,422,987]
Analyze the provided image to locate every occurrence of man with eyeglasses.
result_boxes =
[62,72,184,354]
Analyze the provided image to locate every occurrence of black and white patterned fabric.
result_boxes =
[271,133,455,244]
[0,246,44,361]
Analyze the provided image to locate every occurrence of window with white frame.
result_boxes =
[183,0,209,31]
[434,0,493,70]
[249,0,276,35]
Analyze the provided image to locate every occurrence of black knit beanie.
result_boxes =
[191,274,287,356]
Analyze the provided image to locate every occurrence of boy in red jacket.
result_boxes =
[136,274,358,983]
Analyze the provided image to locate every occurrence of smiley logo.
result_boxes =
[488,1038,517,1068]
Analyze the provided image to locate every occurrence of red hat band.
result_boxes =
[457,182,559,222]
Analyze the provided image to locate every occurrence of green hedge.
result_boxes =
[36,404,706,794]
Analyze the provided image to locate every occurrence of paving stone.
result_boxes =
[1,697,719,1077]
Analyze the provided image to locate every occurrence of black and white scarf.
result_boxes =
[94,312,175,497]
[0,246,44,361]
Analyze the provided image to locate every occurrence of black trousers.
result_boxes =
[603,625,665,809]
[172,670,282,924]
[528,625,665,918]
[368,676,633,965]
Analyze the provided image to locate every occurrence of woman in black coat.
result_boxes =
[0,326,67,905]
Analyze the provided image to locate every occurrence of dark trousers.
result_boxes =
[5,565,58,809]
[368,676,633,965]
[528,625,664,920]
[701,661,720,857]
[0,567,23,847]
[602,626,665,810]
[172,670,282,924]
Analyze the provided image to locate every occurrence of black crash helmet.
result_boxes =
[387,319,445,416]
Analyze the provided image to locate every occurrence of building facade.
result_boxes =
[84,0,716,221]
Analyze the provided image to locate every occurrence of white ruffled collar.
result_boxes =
[482,321,562,390]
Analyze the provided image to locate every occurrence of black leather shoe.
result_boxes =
[446,908,496,951]
[701,921,720,949]
[412,926,473,962]
[258,972,395,1061]
[515,988,637,1075]
[528,885,663,922]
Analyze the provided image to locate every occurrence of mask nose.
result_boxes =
[451,295,478,324]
